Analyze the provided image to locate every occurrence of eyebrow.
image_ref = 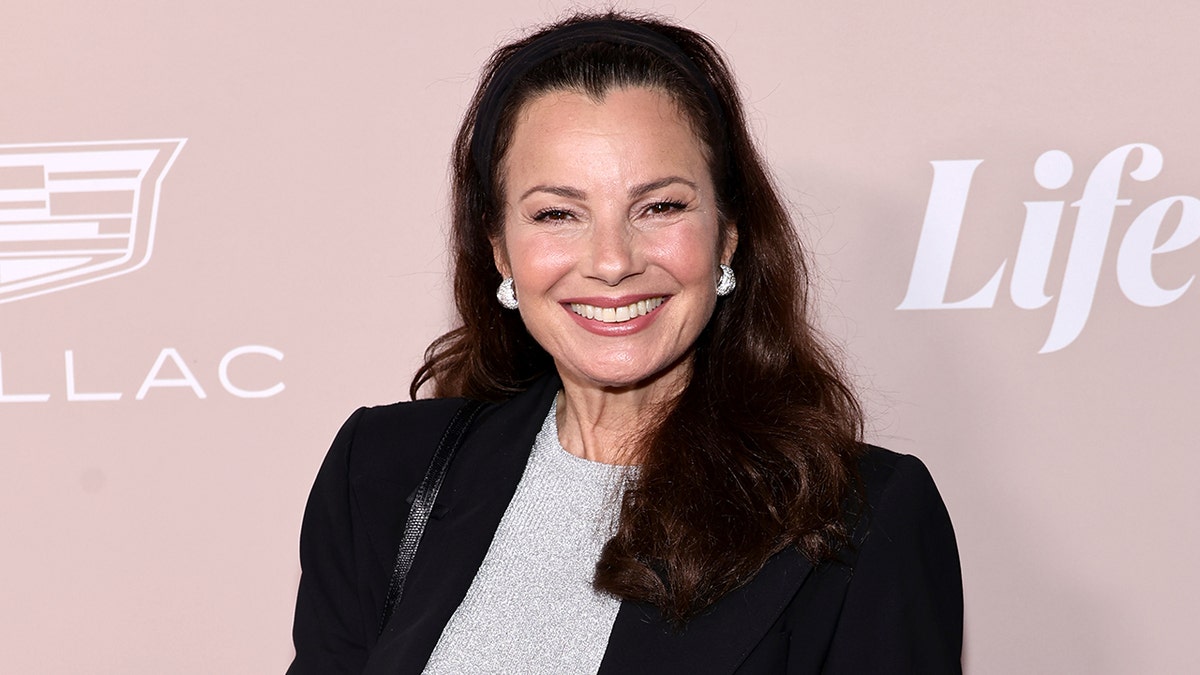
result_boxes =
[518,176,699,202]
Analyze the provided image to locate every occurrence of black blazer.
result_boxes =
[288,375,963,674]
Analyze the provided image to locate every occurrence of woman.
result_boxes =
[289,12,962,674]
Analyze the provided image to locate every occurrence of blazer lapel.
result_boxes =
[364,375,561,674]
[599,547,814,674]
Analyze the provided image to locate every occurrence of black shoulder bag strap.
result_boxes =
[377,398,486,636]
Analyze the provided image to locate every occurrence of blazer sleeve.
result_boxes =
[819,454,964,674]
[287,408,374,675]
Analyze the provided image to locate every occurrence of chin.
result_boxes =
[581,371,650,390]
[567,356,688,393]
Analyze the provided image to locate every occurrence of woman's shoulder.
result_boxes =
[349,397,469,436]
[330,376,560,476]
[327,397,470,482]
[849,445,958,564]
[856,445,946,513]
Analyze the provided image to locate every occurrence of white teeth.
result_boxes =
[569,297,665,323]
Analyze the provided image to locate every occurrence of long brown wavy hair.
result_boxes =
[411,11,864,622]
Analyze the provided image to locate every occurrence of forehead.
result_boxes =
[516,85,694,128]
[503,86,712,188]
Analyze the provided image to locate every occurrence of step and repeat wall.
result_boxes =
[2,1,1196,672]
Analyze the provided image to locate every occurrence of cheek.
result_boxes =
[648,228,721,283]
[507,233,576,288]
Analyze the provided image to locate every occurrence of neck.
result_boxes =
[554,367,687,465]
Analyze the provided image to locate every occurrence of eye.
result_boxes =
[643,200,688,216]
[532,208,575,222]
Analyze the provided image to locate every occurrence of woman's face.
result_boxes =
[494,86,736,393]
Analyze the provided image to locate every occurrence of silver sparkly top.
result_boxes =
[423,397,633,674]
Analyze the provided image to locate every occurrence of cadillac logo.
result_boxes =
[0,139,185,304]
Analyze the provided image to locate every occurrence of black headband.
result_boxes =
[470,18,728,198]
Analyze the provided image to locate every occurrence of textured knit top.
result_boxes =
[422,397,633,674]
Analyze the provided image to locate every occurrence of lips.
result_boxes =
[568,296,666,323]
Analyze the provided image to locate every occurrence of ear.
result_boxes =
[491,235,512,278]
[720,222,739,266]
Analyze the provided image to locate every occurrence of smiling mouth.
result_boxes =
[569,297,666,323]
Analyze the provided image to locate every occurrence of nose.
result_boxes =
[585,216,642,286]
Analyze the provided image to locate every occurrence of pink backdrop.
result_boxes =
[3,1,1197,672]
